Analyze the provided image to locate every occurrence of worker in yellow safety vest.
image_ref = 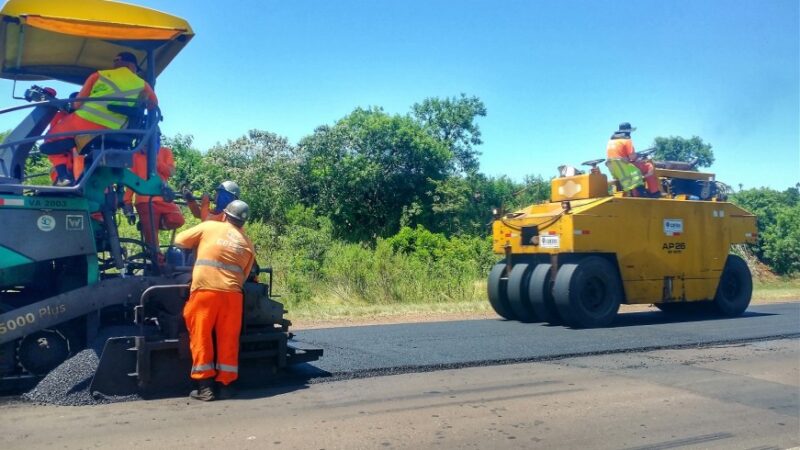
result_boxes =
[606,122,660,197]
[42,52,158,186]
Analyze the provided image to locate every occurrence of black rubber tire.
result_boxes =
[712,254,752,317]
[528,263,563,325]
[553,257,622,328]
[487,263,516,320]
[507,263,540,323]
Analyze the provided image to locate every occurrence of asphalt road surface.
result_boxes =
[1,303,798,449]
[290,303,800,379]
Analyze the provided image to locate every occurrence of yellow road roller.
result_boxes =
[488,156,757,328]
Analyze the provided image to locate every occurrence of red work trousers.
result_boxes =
[634,160,660,194]
[183,289,243,385]
[135,200,185,250]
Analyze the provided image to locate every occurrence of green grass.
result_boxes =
[753,277,800,301]
[286,277,800,324]
[287,298,494,323]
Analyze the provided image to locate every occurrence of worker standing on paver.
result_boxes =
[122,146,185,254]
[184,180,240,222]
[606,122,660,197]
[174,200,255,401]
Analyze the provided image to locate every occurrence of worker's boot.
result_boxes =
[189,379,215,401]
[216,382,236,400]
[53,165,74,187]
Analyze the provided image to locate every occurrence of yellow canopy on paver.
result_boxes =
[0,0,193,84]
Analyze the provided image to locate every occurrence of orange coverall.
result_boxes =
[186,194,224,222]
[123,147,185,249]
[175,220,255,385]
[606,137,659,194]
[46,110,84,182]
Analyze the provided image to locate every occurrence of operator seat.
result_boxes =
[81,104,145,153]
[38,104,145,159]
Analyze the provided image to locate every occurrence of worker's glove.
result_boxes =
[122,204,136,225]
[162,185,176,203]
[181,187,195,202]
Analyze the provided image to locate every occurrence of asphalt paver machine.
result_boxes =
[0,0,320,395]
[488,153,758,328]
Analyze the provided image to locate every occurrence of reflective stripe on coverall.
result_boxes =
[175,220,255,385]
[182,289,243,384]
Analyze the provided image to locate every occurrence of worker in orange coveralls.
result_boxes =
[606,122,660,197]
[183,180,240,222]
[122,146,185,252]
[174,200,255,401]
[45,52,158,186]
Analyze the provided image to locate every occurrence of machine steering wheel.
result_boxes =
[637,148,656,160]
[581,158,606,169]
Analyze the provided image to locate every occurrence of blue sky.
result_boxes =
[2,0,798,189]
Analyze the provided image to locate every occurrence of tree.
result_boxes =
[426,173,551,236]
[411,94,487,174]
[652,136,714,168]
[731,186,800,275]
[511,175,551,209]
[205,130,302,226]
[761,205,800,275]
[298,107,453,241]
[162,134,212,193]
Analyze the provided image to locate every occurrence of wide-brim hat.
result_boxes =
[617,122,636,133]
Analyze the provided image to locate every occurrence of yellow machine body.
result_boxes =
[493,177,757,305]
[550,172,610,202]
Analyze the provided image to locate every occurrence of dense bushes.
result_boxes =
[251,219,494,308]
[732,187,800,275]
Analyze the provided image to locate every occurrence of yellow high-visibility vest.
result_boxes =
[75,67,145,129]
[606,158,644,192]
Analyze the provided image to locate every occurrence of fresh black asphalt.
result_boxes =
[290,303,800,380]
[14,303,800,405]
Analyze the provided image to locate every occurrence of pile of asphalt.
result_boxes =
[23,326,142,406]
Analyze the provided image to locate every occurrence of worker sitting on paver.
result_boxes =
[174,200,255,401]
[41,52,158,186]
[606,122,660,197]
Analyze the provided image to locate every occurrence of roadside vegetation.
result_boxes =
[17,95,800,316]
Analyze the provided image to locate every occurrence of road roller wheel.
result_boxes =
[507,263,539,323]
[712,254,752,317]
[553,257,622,328]
[487,263,516,320]
[528,263,563,325]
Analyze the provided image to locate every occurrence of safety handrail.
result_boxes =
[0,98,161,194]
[137,284,190,336]
[0,96,150,120]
